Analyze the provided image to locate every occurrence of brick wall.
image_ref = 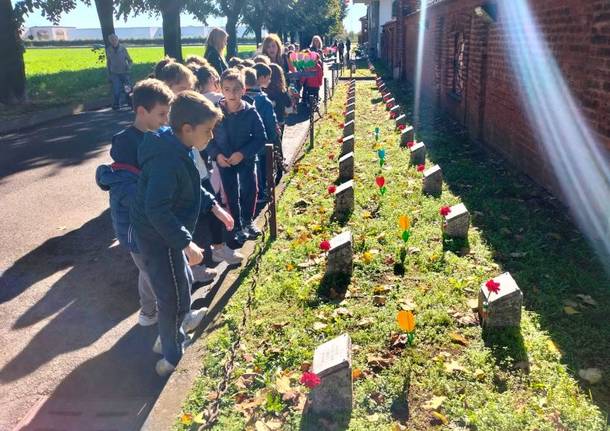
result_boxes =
[383,0,610,195]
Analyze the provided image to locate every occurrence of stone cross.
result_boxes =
[342,120,355,137]
[344,110,355,123]
[409,142,426,165]
[326,231,353,276]
[309,333,353,416]
[478,272,523,328]
[442,203,470,238]
[339,152,354,182]
[395,114,408,128]
[333,180,354,220]
[340,135,355,156]
[400,126,415,146]
[423,165,442,196]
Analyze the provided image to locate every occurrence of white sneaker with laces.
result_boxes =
[138,310,158,327]
[191,265,217,283]
[212,245,244,265]
[182,307,208,333]
[155,358,176,377]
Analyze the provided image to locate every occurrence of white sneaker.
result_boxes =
[212,245,244,265]
[153,334,193,355]
[191,265,217,283]
[138,310,158,326]
[155,358,176,377]
[182,307,208,333]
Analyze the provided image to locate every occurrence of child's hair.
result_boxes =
[228,56,243,68]
[185,55,210,68]
[262,34,283,63]
[242,59,255,68]
[221,68,245,89]
[235,64,246,71]
[243,67,258,88]
[266,63,287,97]
[153,56,175,79]
[170,90,223,132]
[253,63,271,79]
[206,27,228,54]
[194,65,220,92]
[157,61,196,89]
[253,54,271,65]
[132,78,174,111]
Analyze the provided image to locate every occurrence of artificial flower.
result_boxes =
[417,164,425,172]
[300,371,321,389]
[440,206,451,217]
[328,185,337,194]
[319,240,331,252]
[376,176,385,188]
[485,279,501,294]
[399,215,410,231]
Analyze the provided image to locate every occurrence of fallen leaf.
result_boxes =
[180,413,193,425]
[422,395,446,411]
[373,285,391,295]
[367,355,392,371]
[206,391,219,401]
[264,419,284,430]
[255,420,271,431]
[356,317,375,328]
[576,294,597,306]
[332,307,352,318]
[444,360,467,374]
[399,297,417,311]
[563,306,579,315]
[391,423,407,431]
[467,298,479,310]
[431,411,449,424]
[352,368,363,380]
[449,332,469,346]
[366,413,380,422]
[509,252,527,258]
[563,299,579,308]
[578,368,603,384]
[452,310,479,326]
[373,295,387,306]
[474,368,485,381]
[275,376,292,394]
[546,340,561,355]
[313,322,327,331]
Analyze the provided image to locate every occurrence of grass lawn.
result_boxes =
[0,44,257,119]
[175,63,609,430]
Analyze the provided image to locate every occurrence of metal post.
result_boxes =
[323,77,328,112]
[265,143,277,241]
[331,69,335,96]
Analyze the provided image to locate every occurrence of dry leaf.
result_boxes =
[255,420,271,431]
[399,297,417,311]
[352,368,363,380]
[449,332,469,346]
[467,298,479,310]
[474,368,485,381]
[367,355,392,371]
[391,423,407,431]
[546,340,561,355]
[313,322,327,331]
[366,413,380,422]
[431,411,449,424]
[373,295,387,306]
[422,395,446,411]
[444,360,467,374]
[576,294,597,306]
[356,317,375,328]
[563,306,579,315]
[578,368,603,384]
[275,376,292,394]
[563,299,579,308]
[264,419,284,430]
[332,307,352,318]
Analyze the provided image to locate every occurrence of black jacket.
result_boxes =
[204,46,228,76]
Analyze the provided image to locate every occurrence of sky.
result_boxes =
[19,2,367,33]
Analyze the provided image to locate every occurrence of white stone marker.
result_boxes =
[395,113,408,128]
[333,180,354,219]
[423,165,443,196]
[340,135,354,156]
[339,152,354,182]
[400,125,415,146]
[342,120,355,137]
[344,110,355,122]
[390,105,402,117]
[409,142,426,165]
[442,203,470,238]
[478,272,523,327]
[326,231,353,276]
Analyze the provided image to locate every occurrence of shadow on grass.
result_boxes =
[375,63,610,417]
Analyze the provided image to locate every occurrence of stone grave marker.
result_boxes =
[478,272,523,327]
[395,113,408,128]
[339,152,354,182]
[422,164,443,196]
[344,110,355,122]
[409,142,426,165]
[309,333,353,415]
[326,231,353,275]
[342,120,355,137]
[333,180,354,220]
[400,126,415,146]
[385,98,396,109]
[442,203,470,238]
[345,102,356,112]
[346,96,356,106]
[340,135,355,156]
[390,105,402,117]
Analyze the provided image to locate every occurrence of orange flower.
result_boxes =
[397,310,416,332]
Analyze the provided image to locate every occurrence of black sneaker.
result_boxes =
[244,223,262,239]
[234,230,249,244]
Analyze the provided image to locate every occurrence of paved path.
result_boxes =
[0,62,338,430]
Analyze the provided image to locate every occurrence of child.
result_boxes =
[106,34,133,110]
[155,60,197,94]
[253,54,271,65]
[300,49,324,110]
[245,65,279,203]
[207,69,267,245]
[195,65,223,104]
[228,57,243,68]
[96,78,172,326]
[185,55,211,69]
[130,91,223,376]
[266,63,292,128]
[242,59,256,68]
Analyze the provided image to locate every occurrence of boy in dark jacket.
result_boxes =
[207,68,267,245]
[130,91,223,376]
[96,78,172,326]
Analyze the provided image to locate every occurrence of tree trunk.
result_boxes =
[226,13,239,58]
[0,0,26,104]
[160,0,182,62]
[254,25,262,47]
[94,0,115,46]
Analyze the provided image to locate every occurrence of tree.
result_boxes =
[242,0,266,47]
[86,0,115,45]
[0,0,26,104]
[216,0,245,58]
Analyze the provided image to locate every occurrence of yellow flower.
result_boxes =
[399,215,410,231]
[180,413,193,425]
[362,252,374,263]
[286,263,295,271]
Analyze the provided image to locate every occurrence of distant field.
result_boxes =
[16,44,257,111]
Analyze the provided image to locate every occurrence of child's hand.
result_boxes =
[217,154,231,168]
[184,241,204,266]
[212,204,235,231]
[228,152,244,165]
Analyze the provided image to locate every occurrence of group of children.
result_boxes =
[96,40,300,375]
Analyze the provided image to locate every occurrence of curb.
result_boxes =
[0,97,111,136]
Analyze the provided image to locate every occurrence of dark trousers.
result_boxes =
[219,158,257,232]
[193,178,224,265]
[135,233,191,367]
[256,150,267,201]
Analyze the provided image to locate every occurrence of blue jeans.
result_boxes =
[110,73,130,108]
[135,233,192,366]
[219,158,258,232]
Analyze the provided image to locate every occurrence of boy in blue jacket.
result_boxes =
[207,68,267,246]
[130,91,223,376]
[96,79,172,326]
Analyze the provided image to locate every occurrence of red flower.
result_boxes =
[300,371,321,389]
[390,112,397,119]
[376,176,385,188]
[386,102,394,109]
[417,164,425,172]
[398,124,406,131]
[328,153,335,160]
[407,141,415,149]
[485,279,501,294]
[328,185,337,194]
[319,240,331,252]
[339,123,345,129]
[439,206,451,217]
[337,137,343,144]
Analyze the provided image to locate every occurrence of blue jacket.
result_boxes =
[246,88,278,144]
[130,128,210,251]
[96,164,140,252]
[207,100,267,161]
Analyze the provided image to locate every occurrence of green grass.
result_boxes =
[176,63,609,430]
[0,44,256,118]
